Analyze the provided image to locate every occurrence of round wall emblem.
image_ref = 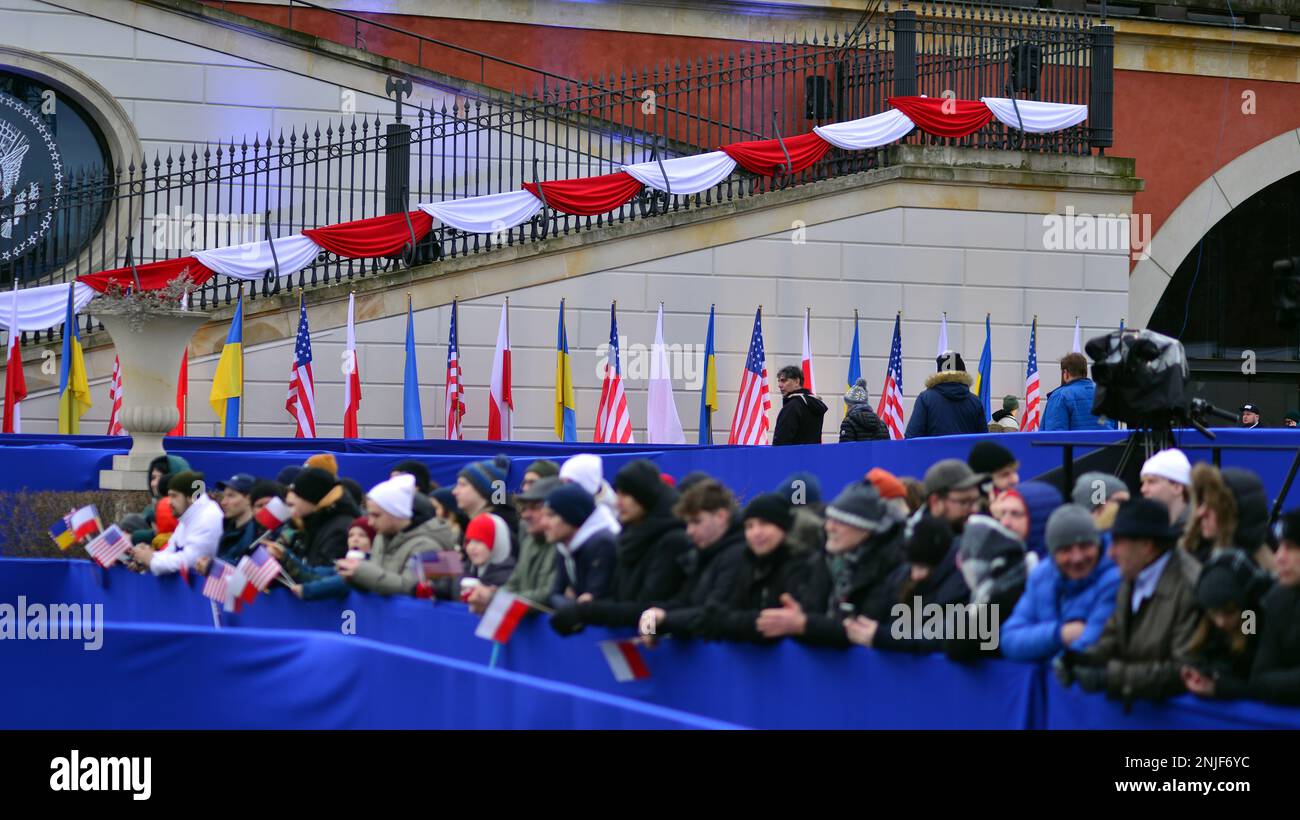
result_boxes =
[0,90,64,264]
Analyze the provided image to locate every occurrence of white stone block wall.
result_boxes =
[13,206,1131,442]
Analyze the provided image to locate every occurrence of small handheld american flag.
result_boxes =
[876,313,906,440]
[236,545,282,593]
[409,549,464,580]
[202,559,237,603]
[85,525,130,568]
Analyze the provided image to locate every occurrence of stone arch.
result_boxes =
[1129,127,1300,328]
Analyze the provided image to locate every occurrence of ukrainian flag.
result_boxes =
[57,284,91,434]
[974,313,992,421]
[845,311,861,406]
[555,300,576,441]
[48,516,75,550]
[698,305,717,444]
[209,295,244,437]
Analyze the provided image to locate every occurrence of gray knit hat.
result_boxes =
[826,482,894,532]
[844,377,870,406]
[1046,504,1100,552]
[1071,472,1128,509]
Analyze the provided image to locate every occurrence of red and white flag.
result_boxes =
[3,284,26,434]
[68,504,100,540]
[255,496,292,531]
[1020,317,1042,432]
[801,307,816,394]
[728,308,771,445]
[106,356,124,436]
[595,302,633,444]
[285,298,316,438]
[599,638,651,682]
[343,292,361,438]
[445,298,466,440]
[487,301,513,441]
[169,348,188,437]
[475,589,531,643]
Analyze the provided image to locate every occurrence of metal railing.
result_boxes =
[2,0,1108,343]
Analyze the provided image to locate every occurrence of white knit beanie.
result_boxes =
[1140,448,1192,487]
[368,473,415,519]
[560,453,604,495]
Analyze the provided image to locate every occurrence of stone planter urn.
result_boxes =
[92,304,207,491]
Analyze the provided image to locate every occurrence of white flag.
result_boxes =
[1072,317,1082,354]
[937,312,949,358]
[646,304,685,444]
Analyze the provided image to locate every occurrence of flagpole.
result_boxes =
[238,283,246,439]
[210,599,221,629]
[489,642,501,669]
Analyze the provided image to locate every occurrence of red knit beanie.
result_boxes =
[464,513,496,548]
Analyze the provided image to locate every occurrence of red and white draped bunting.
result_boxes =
[0,97,1087,330]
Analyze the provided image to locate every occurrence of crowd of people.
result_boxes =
[105,435,1300,709]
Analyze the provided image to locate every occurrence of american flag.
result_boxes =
[202,558,237,603]
[876,313,906,440]
[595,302,633,444]
[285,298,316,438]
[107,356,124,436]
[1020,317,1042,432]
[86,525,130,568]
[409,549,465,580]
[728,308,771,445]
[445,298,466,440]
[236,545,282,592]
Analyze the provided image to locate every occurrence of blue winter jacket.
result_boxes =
[904,371,987,438]
[1000,554,1122,661]
[1041,378,1116,432]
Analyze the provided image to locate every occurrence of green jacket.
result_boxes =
[504,531,557,607]
[350,516,458,596]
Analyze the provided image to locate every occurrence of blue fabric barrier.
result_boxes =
[0,620,740,729]
[3,429,1300,513]
[6,558,1297,728]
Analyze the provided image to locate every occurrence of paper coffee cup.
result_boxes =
[346,550,366,561]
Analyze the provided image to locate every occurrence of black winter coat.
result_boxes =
[773,389,829,445]
[292,487,361,567]
[550,530,618,605]
[872,544,970,653]
[661,541,808,642]
[795,521,906,647]
[577,498,694,627]
[1218,584,1300,704]
[839,403,890,442]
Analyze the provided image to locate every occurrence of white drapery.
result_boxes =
[0,281,98,333]
[813,108,916,150]
[622,151,738,195]
[419,190,544,234]
[194,234,322,281]
[981,98,1088,133]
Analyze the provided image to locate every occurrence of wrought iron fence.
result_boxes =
[2,0,1108,343]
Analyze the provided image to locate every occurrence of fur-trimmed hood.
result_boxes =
[923,370,974,390]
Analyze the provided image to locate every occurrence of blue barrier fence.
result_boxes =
[3,559,1297,729]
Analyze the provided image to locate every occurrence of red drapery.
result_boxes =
[522,171,644,216]
[887,96,995,138]
[77,256,216,293]
[304,210,434,258]
[720,131,832,177]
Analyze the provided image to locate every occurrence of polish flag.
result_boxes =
[343,292,362,437]
[800,307,815,393]
[3,285,26,434]
[255,496,292,530]
[487,301,512,440]
[475,589,531,643]
[599,638,651,682]
[69,505,101,540]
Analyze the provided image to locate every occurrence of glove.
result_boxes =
[1052,655,1075,688]
[549,603,586,636]
[1074,665,1107,693]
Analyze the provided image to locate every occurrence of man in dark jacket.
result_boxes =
[213,473,261,565]
[1042,352,1116,432]
[653,493,808,642]
[1061,498,1202,702]
[773,366,828,445]
[544,483,618,608]
[839,378,889,441]
[862,515,969,652]
[756,482,904,647]
[280,467,360,569]
[904,352,986,438]
[639,479,747,636]
[550,460,689,634]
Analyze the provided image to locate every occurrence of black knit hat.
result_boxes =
[936,351,967,372]
[968,441,1017,475]
[613,459,663,512]
[1111,498,1179,543]
[249,480,287,506]
[391,459,432,494]
[276,465,303,487]
[167,470,205,495]
[1196,551,1271,611]
[290,466,337,506]
[1275,509,1300,546]
[545,482,596,528]
[906,515,953,567]
[742,492,793,532]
